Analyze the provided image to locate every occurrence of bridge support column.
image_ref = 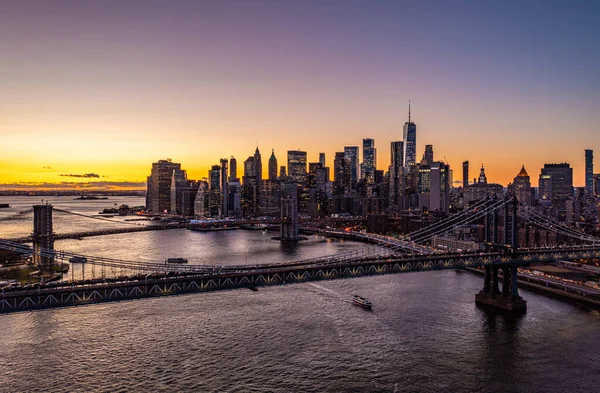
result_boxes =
[280,197,299,241]
[32,204,54,277]
[476,264,526,312]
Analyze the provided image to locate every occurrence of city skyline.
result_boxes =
[1,1,599,189]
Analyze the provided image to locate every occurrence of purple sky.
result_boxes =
[1,0,598,187]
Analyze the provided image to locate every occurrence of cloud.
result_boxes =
[0,181,146,191]
[42,166,52,169]
[59,173,101,178]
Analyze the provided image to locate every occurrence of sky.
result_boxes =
[0,0,599,190]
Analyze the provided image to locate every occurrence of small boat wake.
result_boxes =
[307,283,348,302]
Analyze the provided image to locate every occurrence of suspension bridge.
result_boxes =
[0,197,599,313]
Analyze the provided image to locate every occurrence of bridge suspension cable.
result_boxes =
[407,198,496,242]
[518,206,600,244]
[53,208,143,226]
[411,198,510,244]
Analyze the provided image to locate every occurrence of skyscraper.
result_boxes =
[287,150,307,183]
[344,146,360,186]
[539,163,573,222]
[268,149,278,181]
[362,138,376,183]
[243,156,254,180]
[146,159,186,213]
[513,165,532,206]
[208,164,222,216]
[585,149,593,196]
[403,101,417,169]
[220,158,228,217]
[389,141,404,207]
[423,145,433,165]
[462,161,469,188]
[229,157,237,182]
[319,153,326,168]
[333,152,350,196]
[253,147,262,181]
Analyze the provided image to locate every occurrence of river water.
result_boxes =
[0,196,599,392]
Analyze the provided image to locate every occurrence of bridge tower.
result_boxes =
[280,197,299,241]
[32,204,55,276]
[476,196,526,312]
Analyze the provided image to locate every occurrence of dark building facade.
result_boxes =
[287,150,307,184]
[146,159,186,213]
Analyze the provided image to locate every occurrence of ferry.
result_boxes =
[166,258,188,264]
[69,256,87,263]
[352,295,372,309]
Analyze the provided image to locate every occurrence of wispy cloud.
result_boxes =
[42,166,52,169]
[59,173,101,178]
[0,181,146,191]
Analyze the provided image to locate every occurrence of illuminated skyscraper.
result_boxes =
[403,101,417,169]
[539,163,573,222]
[362,138,376,183]
[585,149,593,196]
[220,158,228,217]
[333,152,350,196]
[389,141,404,207]
[344,146,360,186]
[146,159,186,213]
[287,150,307,183]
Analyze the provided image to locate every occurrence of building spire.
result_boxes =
[408,100,411,123]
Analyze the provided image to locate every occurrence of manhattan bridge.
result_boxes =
[0,196,599,314]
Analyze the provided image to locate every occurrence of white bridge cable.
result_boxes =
[518,208,600,244]
[403,198,491,241]
[524,207,600,242]
[518,205,600,243]
[411,198,510,244]
[53,208,143,226]
[407,198,504,243]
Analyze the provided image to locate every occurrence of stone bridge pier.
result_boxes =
[475,265,527,312]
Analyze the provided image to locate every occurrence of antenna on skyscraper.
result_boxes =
[408,100,411,123]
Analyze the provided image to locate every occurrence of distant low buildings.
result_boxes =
[463,165,503,206]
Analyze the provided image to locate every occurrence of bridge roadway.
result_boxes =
[2,245,599,313]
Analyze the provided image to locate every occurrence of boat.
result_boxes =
[189,226,240,232]
[166,258,188,264]
[74,196,109,200]
[0,203,9,208]
[352,295,372,309]
[69,256,87,263]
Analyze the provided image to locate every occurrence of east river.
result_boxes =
[1,196,599,392]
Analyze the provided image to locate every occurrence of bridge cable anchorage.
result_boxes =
[408,198,503,243]
[411,198,511,244]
